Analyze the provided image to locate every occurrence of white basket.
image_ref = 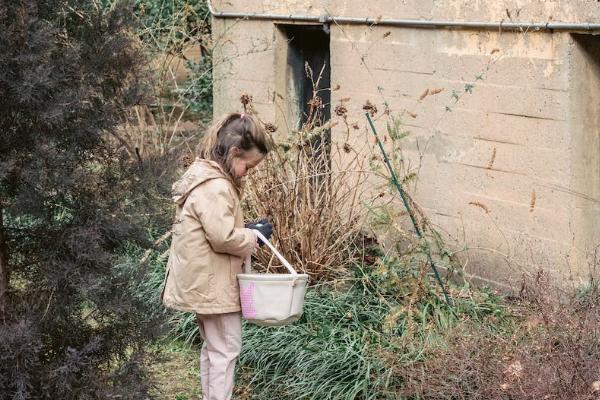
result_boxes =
[237,230,308,326]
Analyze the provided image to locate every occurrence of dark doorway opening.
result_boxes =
[278,24,331,131]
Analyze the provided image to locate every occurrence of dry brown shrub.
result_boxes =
[398,270,600,400]
[242,98,369,281]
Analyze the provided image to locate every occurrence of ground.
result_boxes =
[147,341,201,400]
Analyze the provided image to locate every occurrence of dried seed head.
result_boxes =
[240,93,252,106]
[503,360,523,381]
[182,153,193,169]
[307,96,323,108]
[487,147,497,169]
[469,201,490,214]
[530,190,536,212]
[264,122,277,133]
[363,100,378,116]
[334,104,348,117]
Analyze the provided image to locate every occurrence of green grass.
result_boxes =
[127,233,512,399]
[145,340,202,399]
[235,262,510,400]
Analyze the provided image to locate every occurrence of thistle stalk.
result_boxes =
[365,112,452,306]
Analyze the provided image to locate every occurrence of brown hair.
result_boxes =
[199,112,269,183]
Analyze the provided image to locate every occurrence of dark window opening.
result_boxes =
[278,24,331,131]
[277,24,331,178]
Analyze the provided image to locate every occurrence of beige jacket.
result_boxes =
[161,159,256,314]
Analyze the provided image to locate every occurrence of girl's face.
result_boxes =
[231,147,265,178]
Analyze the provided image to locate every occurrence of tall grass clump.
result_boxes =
[237,257,510,400]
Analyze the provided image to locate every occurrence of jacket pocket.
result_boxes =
[191,272,215,301]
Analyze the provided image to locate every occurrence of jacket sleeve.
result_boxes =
[188,179,256,258]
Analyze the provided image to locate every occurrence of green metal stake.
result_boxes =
[365,112,452,306]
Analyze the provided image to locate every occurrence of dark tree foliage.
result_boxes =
[0,1,161,398]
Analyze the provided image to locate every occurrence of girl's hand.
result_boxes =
[245,218,273,244]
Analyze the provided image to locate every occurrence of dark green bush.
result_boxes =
[0,1,163,398]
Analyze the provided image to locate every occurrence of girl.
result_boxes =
[162,112,273,400]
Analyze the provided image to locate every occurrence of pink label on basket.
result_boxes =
[240,282,257,319]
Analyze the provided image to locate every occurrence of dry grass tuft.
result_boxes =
[399,270,600,400]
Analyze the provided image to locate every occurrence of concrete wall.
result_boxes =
[211,0,600,288]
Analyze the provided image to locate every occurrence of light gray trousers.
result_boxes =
[196,312,242,400]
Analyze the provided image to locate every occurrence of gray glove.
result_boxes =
[245,218,273,245]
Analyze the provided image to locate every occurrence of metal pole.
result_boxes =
[366,113,452,306]
[207,1,600,32]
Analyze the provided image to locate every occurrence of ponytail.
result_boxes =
[199,112,269,182]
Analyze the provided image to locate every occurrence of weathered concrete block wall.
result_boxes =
[211,0,600,288]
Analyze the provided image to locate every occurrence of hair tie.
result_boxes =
[240,112,245,119]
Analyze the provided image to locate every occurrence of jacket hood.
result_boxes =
[172,158,231,205]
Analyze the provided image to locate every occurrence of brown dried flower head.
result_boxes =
[335,104,348,117]
[363,100,378,116]
[264,122,277,133]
